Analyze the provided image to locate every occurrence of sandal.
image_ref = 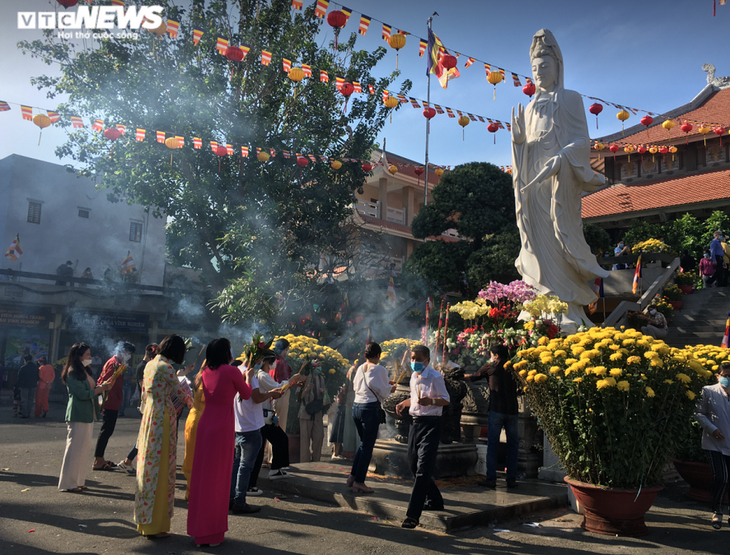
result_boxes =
[401,517,419,529]
[78,486,88,490]
[63,487,83,493]
[93,462,114,471]
[712,513,722,529]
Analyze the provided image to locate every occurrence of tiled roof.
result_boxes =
[359,214,460,242]
[606,88,730,146]
[382,150,441,185]
[581,168,730,219]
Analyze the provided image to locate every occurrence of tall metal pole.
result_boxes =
[424,13,437,207]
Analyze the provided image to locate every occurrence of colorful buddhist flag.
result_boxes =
[175,136,184,147]
[352,81,362,93]
[632,254,642,295]
[340,6,352,23]
[241,146,249,157]
[335,75,345,91]
[427,29,459,89]
[21,106,33,121]
[396,94,407,103]
[4,234,22,262]
[261,50,272,65]
[47,111,60,123]
[308,154,317,162]
[468,113,477,122]
[484,62,491,74]
[283,58,292,72]
[465,57,475,68]
[320,70,329,83]
[445,107,455,118]
[0,101,9,111]
[292,0,303,9]
[314,0,329,19]
[216,36,229,55]
[135,128,145,141]
[409,98,420,108]
[722,310,730,348]
[167,19,179,38]
[382,24,391,42]
[269,148,276,158]
[359,15,371,35]
[477,115,485,123]
[92,119,104,131]
[193,27,204,46]
[434,104,444,114]
[512,72,522,87]
[156,131,165,143]
[418,39,427,57]
[226,143,234,155]
[210,141,218,151]
[116,124,126,135]
[193,137,202,149]
[499,68,506,80]
[120,251,136,275]
[302,64,312,77]
[282,150,291,159]
[239,44,250,59]
[588,278,603,314]
[71,116,84,128]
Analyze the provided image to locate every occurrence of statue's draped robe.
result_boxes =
[512,89,609,308]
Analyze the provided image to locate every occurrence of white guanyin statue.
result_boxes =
[511,29,608,332]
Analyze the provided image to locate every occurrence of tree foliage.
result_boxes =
[582,223,612,256]
[19,0,410,322]
[406,162,518,293]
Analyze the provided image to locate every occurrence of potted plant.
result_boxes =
[674,271,695,295]
[650,296,675,320]
[662,284,683,310]
[514,328,710,536]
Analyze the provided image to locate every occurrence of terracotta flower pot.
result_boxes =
[565,477,662,537]
[669,300,683,310]
[679,285,693,295]
[671,458,726,503]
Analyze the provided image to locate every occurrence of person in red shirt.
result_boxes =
[93,342,136,471]
[34,357,56,417]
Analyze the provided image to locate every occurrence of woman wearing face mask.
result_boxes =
[639,306,668,339]
[58,343,112,492]
[701,249,717,288]
[134,335,194,539]
[696,362,730,529]
[187,338,253,548]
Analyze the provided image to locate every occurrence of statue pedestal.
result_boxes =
[538,434,566,482]
[371,438,478,479]
[518,397,543,479]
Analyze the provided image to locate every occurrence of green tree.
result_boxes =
[20,0,409,322]
[406,162,518,293]
[583,223,612,256]
[703,210,730,247]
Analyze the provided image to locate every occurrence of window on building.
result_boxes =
[78,209,90,218]
[129,221,143,242]
[27,201,42,224]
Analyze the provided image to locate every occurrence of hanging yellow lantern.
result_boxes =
[458,115,470,141]
[434,167,444,177]
[388,164,398,175]
[649,145,658,162]
[257,151,270,162]
[331,160,342,170]
[288,67,305,82]
[32,113,51,146]
[593,142,604,161]
[388,33,406,70]
[164,136,180,165]
[623,144,635,163]
[616,110,630,135]
[149,21,167,37]
[698,123,711,146]
[669,145,678,162]
[661,119,675,140]
[486,71,503,101]
[384,95,399,109]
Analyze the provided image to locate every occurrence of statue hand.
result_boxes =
[511,104,525,144]
[522,154,561,192]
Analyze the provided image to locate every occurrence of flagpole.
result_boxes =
[424,13,437,208]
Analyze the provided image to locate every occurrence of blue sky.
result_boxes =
[1,0,728,170]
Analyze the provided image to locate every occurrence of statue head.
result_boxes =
[529,29,564,93]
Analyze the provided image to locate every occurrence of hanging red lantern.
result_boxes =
[589,103,603,129]
[57,0,78,8]
[608,144,619,154]
[522,81,535,97]
[640,115,654,127]
[225,46,244,62]
[423,107,436,120]
[340,82,354,113]
[297,156,309,167]
[659,146,668,154]
[714,126,726,147]
[104,127,122,141]
[413,167,424,177]
[327,10,347,49]
[487,122,499,144]
[215,145,228,157]
[441,54,457,70]
[636,145,647,154]
[680,120,693,144]
[361,162,373,173]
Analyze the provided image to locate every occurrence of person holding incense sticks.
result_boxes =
[348,343,396,493]
[93,342,136,471]
[395,345,450,529]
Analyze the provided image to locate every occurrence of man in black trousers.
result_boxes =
[395,345,450,529]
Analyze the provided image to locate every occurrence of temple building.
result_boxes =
[583,63,730,232]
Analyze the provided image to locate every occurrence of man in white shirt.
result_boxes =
[229,359,282,514]
[395,345,450,529]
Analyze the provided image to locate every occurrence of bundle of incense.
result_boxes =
[435,298,445,350]
[395,369,407,384]
[424,301,430,349]
[442,302,451,364]
[110,362,128,384]
[280,381,291,393]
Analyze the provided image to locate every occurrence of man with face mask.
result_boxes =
[640,307,667,339]
[711,231,727,288]
[395,345,450,529]
[93,341,136,470]
[613,240,630,271]
[271,339,293,435]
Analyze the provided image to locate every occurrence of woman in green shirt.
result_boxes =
[58,343,112,492]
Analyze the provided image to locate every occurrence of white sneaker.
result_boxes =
[247,487,264,496]
[268,469,290,480]
[117,460,135,475]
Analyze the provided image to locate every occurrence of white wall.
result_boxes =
[0,154,166,286]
